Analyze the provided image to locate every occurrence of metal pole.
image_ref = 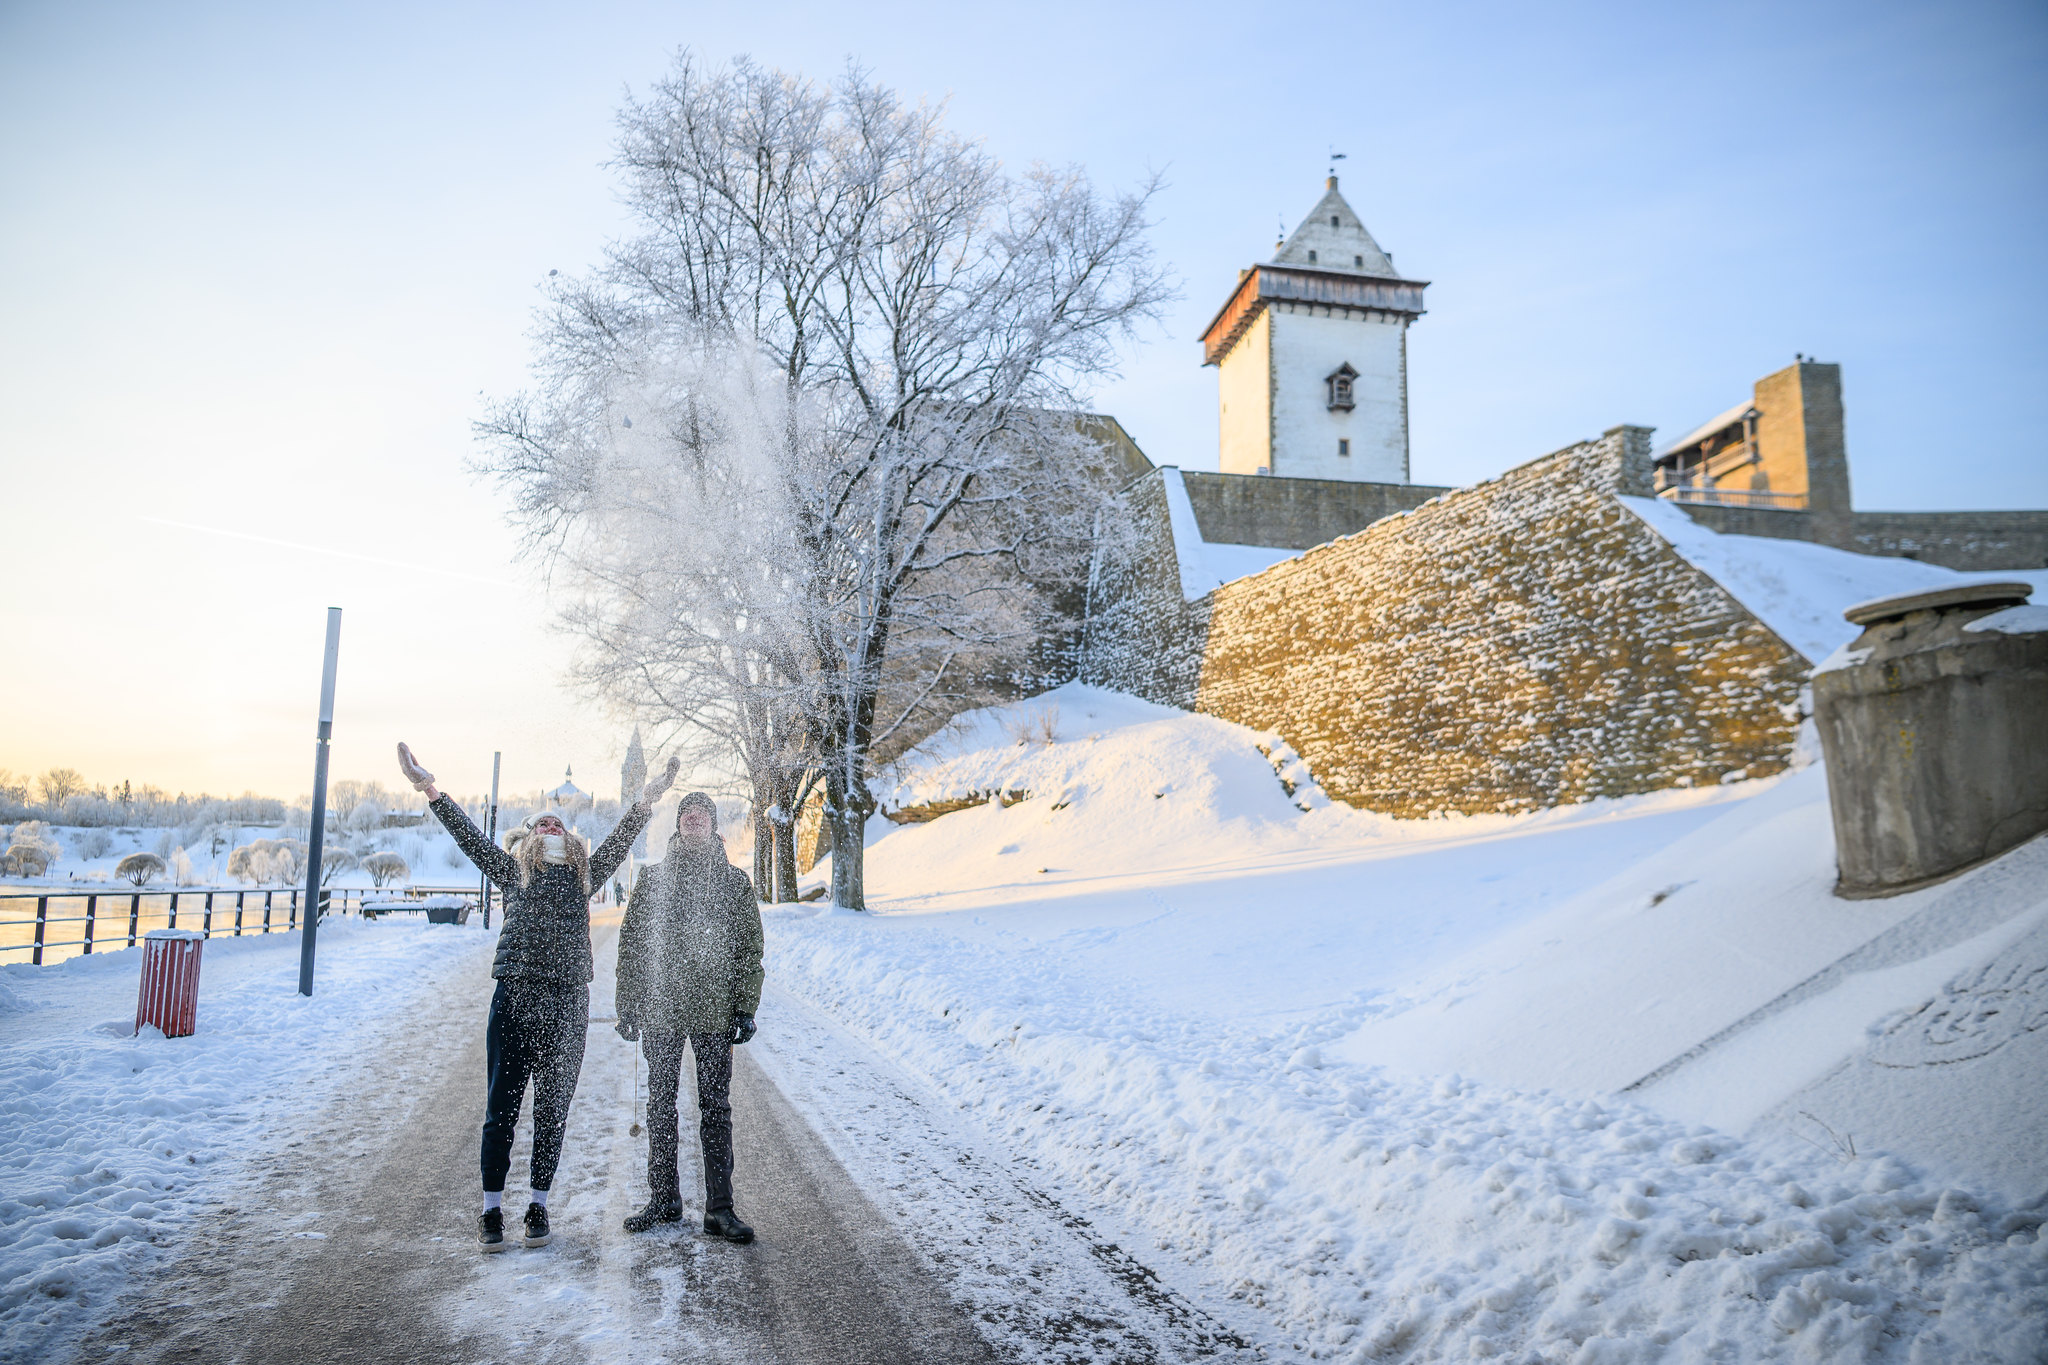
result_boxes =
[482,751,501,929]
[298,607,342,997]
[32,897,47,966]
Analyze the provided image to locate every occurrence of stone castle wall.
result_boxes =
[1081,428,1812,817]
[1178,471,1452,550]
[1672,504,2048,573]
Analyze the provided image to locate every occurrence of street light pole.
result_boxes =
[481,751,501,929]
[297,608,342,997]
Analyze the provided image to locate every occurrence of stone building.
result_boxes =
[1202,178,1427,482]
[1654,360,2048,572]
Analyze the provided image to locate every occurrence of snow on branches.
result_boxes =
[478,54,1171,908]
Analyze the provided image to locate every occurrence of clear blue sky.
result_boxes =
[3,0,2044,798]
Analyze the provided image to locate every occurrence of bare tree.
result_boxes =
[480,54,1169,908]
[37,768,86,807]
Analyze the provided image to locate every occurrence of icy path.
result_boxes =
[25,915,1238,1364]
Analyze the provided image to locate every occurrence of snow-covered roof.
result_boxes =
[1654,401,1753,461]
[548,767,584,803]
[1270,177,1402,279]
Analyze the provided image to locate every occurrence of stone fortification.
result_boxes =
[1674,503,2048,573]
[1081,428,1812,817]
[1178,471,1452,550]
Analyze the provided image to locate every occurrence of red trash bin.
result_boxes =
[136,928,205,1038]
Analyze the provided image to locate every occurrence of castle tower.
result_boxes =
[620,727,648,857]
[1199,177,1427,482]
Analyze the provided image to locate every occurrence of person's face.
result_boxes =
[678,808,714,842]
[531,815,567,838]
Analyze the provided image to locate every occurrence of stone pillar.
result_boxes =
[1812,582,2048,897]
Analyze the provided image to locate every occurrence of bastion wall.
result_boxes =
[1080,427,1814,817]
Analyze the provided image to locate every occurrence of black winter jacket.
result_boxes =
[616,836,764,1035]
[431,795,652,987]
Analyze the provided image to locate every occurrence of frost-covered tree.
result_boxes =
[321,848,360,886]
[479,54,1169,908]
[362,851,409,887]
[117,852,166,886]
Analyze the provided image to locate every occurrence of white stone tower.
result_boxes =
[1199,177,1427,482]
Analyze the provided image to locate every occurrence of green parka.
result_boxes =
[616,834,764,1035]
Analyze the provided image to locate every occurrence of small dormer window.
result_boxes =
[1331,215,1340,227]
[1326,362,1357,411]
[1308,250,1317,263]
[1354,254,1364,267]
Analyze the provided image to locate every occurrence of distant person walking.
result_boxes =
[614,792,765,1244]
[396,741,678,1252]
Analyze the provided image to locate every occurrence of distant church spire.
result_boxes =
[620,728,649,856]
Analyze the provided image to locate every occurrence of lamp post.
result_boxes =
[481,751,500,929]
[297,608,342,997]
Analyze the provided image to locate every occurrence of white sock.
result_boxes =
[484,1191,502,1212]
[530,1188,549,1208]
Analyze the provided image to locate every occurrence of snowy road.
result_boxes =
[61,918,1242,1364]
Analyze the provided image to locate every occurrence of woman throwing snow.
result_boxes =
[397,741,679,1252]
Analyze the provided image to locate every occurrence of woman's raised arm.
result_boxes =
[399,742,518,887]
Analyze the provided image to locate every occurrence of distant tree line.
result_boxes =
[0,767,289,829]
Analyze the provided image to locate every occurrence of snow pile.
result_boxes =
[1619,496,2048,662]
[783,686,2048,1359]
[0,918,492,1358]
[873,683,1357,896]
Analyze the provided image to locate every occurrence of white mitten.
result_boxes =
[640,755,681,806]
[396,742,436,793]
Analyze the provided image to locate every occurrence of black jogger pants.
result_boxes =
[642,1027,734,1211]
[481,980,589,1194]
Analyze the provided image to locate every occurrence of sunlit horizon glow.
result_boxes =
[3,0,2043,799]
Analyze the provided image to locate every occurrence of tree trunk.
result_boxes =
[823,769,872,910]
[751,803,773,902]
[771,812,799,902]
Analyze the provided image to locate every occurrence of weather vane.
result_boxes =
[1328,148,1348,177]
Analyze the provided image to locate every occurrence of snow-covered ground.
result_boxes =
[0,918,492,1360]
[776,669,2047,1359]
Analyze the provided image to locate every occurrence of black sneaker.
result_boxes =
[478,1207,507,1252]
[522,1202,551,1248]
[623,1199,684,1234]
[703,1208,754,1244]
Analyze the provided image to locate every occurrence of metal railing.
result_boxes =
[0,885,483,966]
[1656,486,1808,511]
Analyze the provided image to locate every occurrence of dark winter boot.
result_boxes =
[522,1202,551,1248]
[703,1208,754,1244]
[478,1207,506,1252]
[623,1199,684,1234]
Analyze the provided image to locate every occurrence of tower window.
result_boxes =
[1325,362,1358,411]
[1331,215,1339,227]
[1338,439,1351,457]
[1355,254,1364,267]
[1308,250,1317,263]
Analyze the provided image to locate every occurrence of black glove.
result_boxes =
[731,1013,756,1046]
[615,1016,640,1042]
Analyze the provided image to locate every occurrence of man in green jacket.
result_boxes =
[614,792,765,1243]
